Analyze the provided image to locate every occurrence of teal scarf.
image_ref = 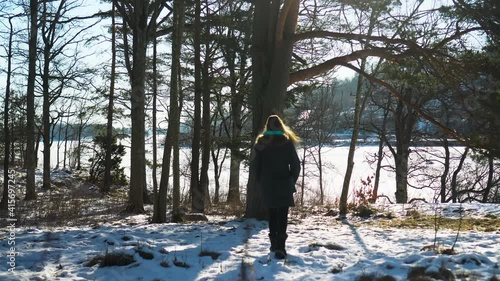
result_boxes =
[264,130,284,135]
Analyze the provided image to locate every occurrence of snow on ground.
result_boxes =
[0,144,494,280]
[1,202,498,281]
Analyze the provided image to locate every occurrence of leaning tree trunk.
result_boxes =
[339,72,366,216]
[338,7,380,217]
[450,147,468,202]
[246,0,300,219]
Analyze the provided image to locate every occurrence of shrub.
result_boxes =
[88,134,127,187]
[85,250,135,267]
[354,175,376,205]
[356,273,397,281]
[354,204,377,218]
[408,265,456,281]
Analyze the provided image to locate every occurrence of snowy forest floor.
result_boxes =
[0,168,499,281]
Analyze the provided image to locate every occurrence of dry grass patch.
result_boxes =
[136,248,154,260]
[370,216,499,232]
[172,257,190,268]
[199,249,221,260]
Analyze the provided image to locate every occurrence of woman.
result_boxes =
[253,115,301,259]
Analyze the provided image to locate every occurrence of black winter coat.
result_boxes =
[253,135,301,208]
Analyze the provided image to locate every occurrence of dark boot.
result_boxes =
[268,234,277,252]
[274,234,288,259]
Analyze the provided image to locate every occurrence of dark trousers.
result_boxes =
[268,207,289,241]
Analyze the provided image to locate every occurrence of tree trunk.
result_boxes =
[35,133,41,168]
[63,117,70,169]
[338,7,381,216]
[224,4,250,205]
[227,147,242,204]
[483,154,494,203]
[394,149,409,203]
[199,23,211,211]
[440,138,450,203]
[1,17,14,210]
[25,0,38,200]
[339,71,370,216]
[226,61,244,205]
[450,147,468,202]
[56,121,62,169]
[211,147,222,204]
[246,0,300,219]
[76,122,83,170]
[151,2,158,199]
[153,0,185,223]
[393,99,416,203]
[372,98,390,202]
[125,0,150,213]
[300,146,307,206]
[103,2,117,193]
[42,28,52,190]
[190,0,203,213]
[171,0,185,222]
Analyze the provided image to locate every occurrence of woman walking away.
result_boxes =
[253,115,301,259]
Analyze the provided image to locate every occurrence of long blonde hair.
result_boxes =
[255,115,300,144]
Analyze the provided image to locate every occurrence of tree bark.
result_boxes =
[190,0,203,213]
[63,114,70,169]
[41,1,52,190]
[25,0,38,200]
[226,33,247,205]
[103,2,117,193]
[372,97,391,202]
[440,138,450,203]
[152,0,185,223]
[393,99,416,203]
[200,17,211,211]
[246,0,300,219]
[151,2,159,199]
[483,154,494,202]
[127,4,147,212]
[339,71,368,216]
[1,17,14,210]
[450,147,468,202]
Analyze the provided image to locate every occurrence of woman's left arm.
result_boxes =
[289,142,301,184]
